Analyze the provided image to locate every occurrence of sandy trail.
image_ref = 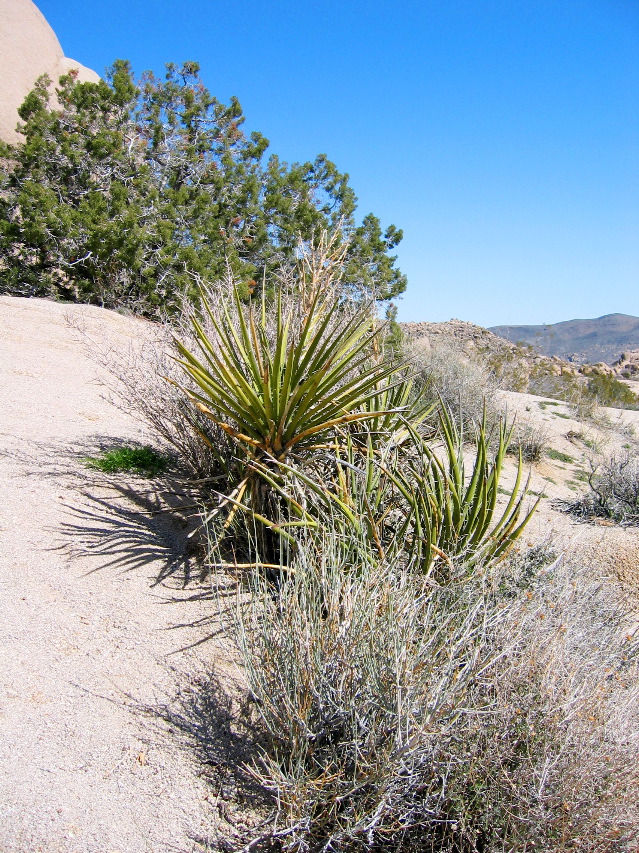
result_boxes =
[0,296,236,853]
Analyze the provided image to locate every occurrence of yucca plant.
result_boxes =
[174,287,405,460]
[171,278,410,549]
[170,240,535,570]
[263,404,537,578]
[404,407,538,575]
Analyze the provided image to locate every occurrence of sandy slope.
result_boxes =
[497,388,639,591]
[1,295,637,852]
[0,296,240,852]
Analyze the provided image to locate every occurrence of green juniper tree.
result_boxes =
[0,61,406,314]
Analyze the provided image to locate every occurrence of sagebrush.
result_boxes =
[230,529,639,851]
[567,451,639,522]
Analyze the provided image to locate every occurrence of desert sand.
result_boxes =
[0,294,637,851]
[0,296,241,852]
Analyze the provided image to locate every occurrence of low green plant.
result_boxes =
[402,409,537,573]
[586,374,639,409]
[84,445,169,477]
[546,448,574,464]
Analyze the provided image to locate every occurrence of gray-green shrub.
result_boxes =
[568,452,639,522]
[231,532,639,851]
[408,339,502,433]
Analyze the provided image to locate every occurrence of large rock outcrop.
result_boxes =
[0,0,100,144]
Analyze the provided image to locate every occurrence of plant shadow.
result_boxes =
[59,474,203,587]
[3,433,214,589]
[4,434,276,846]
[112,665,275,851]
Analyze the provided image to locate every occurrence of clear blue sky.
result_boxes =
[36,0,639,327]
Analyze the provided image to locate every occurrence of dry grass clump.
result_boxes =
[507,419,550,463]
[231,529,639,852]
[408,340,503,432]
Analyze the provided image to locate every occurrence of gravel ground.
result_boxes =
[0,296,241,853]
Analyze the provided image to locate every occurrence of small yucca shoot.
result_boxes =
[258,407,537,579]
[402,407,538,576]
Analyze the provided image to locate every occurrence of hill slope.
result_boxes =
[0,295,232,851]
[489,313,639,364]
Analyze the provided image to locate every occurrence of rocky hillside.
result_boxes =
[489,313,639,364]
[402,318,639,393]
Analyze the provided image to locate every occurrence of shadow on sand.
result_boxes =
[15,433,207,585]
[151,667,275,850]
[6,434,275,847]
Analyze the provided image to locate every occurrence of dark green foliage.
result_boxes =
[0,62,406,314]
[527,372,639,412]
[382,301,404,354]
[84,445,170,477]
[586,375,639,409]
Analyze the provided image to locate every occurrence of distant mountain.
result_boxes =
[489,314,639,364]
